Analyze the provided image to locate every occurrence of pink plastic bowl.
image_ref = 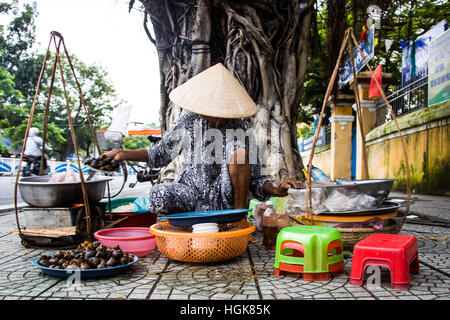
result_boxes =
[94,227,156,257]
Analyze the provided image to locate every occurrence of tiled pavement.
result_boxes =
[0,201,449,302]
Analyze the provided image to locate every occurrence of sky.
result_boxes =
[27,0,161,128]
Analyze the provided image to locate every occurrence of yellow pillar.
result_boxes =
[352,71,392,180]
[328,94,355,181]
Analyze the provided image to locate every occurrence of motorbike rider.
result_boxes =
[23,127,52,175]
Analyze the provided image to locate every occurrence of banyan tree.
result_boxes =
[131,0,314,183]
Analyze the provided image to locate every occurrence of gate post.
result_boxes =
[328,94,355,181]
[352,71,392,179]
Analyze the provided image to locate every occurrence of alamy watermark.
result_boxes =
[65,269,82,292]
[365,265,382,289]
[165,118,282,174]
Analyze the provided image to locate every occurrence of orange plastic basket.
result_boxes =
[149,221,255,263]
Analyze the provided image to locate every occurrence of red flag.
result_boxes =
[369,64,382,98]
[360,19,369,41]
[360,25,368,41]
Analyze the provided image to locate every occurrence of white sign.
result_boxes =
[428,29,450,106]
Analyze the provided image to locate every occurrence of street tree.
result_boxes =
[0,1,125,160]
[131,0,314,182]
[27,53,123,160]
[301,0,450,120]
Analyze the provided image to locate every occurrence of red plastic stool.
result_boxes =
[350,233,419,289]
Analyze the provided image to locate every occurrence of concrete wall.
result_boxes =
[299,101,450,195]
[301,146,331,177]
[365,101,450,195]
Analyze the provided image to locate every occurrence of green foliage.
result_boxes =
[0,1,125,160]
[300,0,450,124]
[297,125,312,139]
[0,56,24,129]
[369,0,450,83]
[33,53,123,159]
[6,120,65,151]
[0,58,22,100]
[0,0,37,103]
[123,135,150,150]
[0,128,10,154]
[0,142,8,154]
[123,122,160,150]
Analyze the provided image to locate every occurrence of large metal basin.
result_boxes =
[288,179,397,212]
[320,179,396,205]
[18,176,112,207]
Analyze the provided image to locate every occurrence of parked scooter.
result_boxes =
[22,127,52,176]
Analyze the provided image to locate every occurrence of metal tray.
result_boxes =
[166,209,251,227]
[316,201,401,216]
[32,255,138,279]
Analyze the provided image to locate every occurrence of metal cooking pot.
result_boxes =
[18,176,112,207]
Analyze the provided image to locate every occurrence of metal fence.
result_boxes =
[0,157,134,176]
[375,75,428,126]
[298,126,331,153]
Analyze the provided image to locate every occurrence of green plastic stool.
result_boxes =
[248,197,278,218]
[273,225,344,281]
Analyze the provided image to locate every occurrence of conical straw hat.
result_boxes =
[169,63,258,119]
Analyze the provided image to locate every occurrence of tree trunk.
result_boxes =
[327,0,347,96]
[137,0,313,183]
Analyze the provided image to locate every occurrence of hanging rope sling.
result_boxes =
[304,27,411,244]
[13,31,103,247]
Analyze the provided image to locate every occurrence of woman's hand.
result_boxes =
[104,148,149,162]
[275,178,303,197]
[263,178,303,197]
[104,149,126,161]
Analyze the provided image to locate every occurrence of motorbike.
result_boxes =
[22,154,49,176]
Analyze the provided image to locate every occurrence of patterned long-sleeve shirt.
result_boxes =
[146,111,270,212]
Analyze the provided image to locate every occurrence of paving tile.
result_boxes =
[331,292,354,298]
[212,293,233,299]
[351,291,372,297]
[435,295,450,300]
[399,295,421,300]
[273,293,291,299]
[261,294,276,300]
[416,295,437,300]
[314,293,333,299]
[0,211,449,301]
[169,294,190,299]
[150,293,170,299]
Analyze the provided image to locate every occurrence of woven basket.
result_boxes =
[337,219,403,251]
[149,221,255,263]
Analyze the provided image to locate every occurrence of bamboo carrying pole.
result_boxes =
[348,38,369,180]
[305,27,411,229]
[305,28,351,223]
[13,31,103,245]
